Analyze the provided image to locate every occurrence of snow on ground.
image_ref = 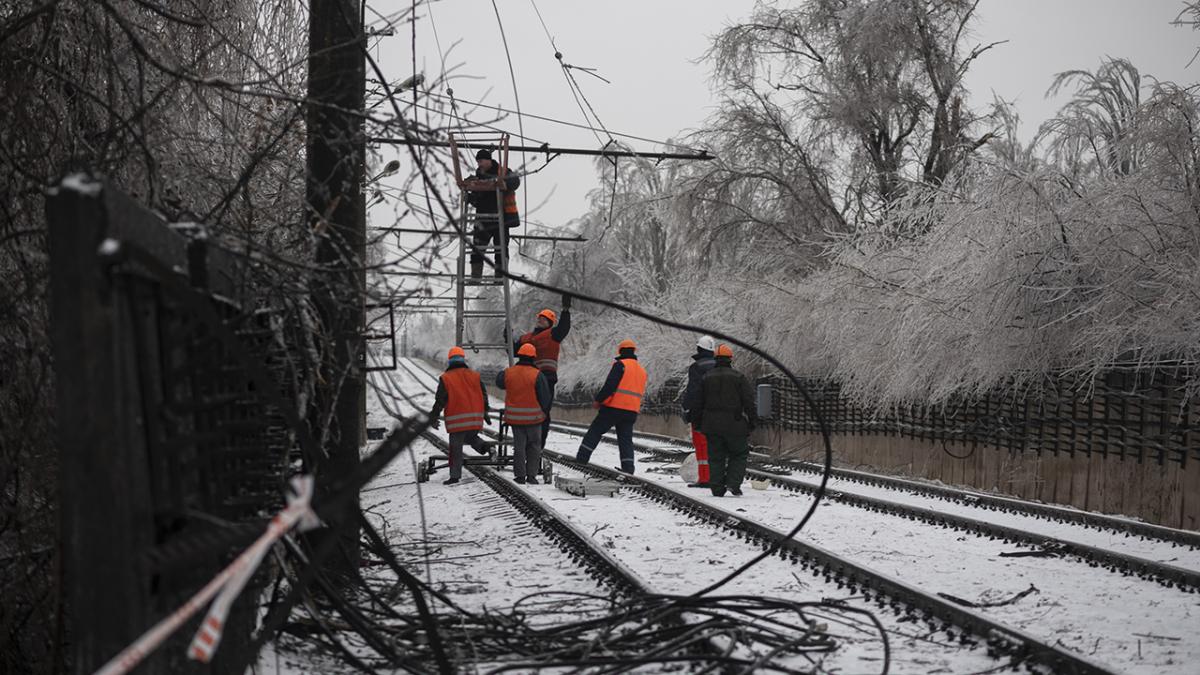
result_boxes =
[759,469,1200,571]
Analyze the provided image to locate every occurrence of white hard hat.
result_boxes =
[696,335,716,352]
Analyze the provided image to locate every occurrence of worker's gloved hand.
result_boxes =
[430,418,441,430]
[561,293,572,310]
[484,413,493,426]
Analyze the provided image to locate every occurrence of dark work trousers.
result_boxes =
[575,406,638,473]
[470,222,508,274]
[447,430,489,480]
[706,431,749,492]
[511,424,544,481]
[540,372,558,445]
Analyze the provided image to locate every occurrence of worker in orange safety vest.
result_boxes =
[494,343,552,484]
[428,346,494,485]
[513,295,571,445]
[575,339,647,474]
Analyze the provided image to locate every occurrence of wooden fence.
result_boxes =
[48,177,291,673]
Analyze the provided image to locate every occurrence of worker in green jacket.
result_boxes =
[692,344,757,497]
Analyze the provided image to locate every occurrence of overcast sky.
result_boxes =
[369,0,1197,288]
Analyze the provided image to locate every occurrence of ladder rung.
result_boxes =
[463,279,506,286]
[463,311,507,318]
[462,343,510,350]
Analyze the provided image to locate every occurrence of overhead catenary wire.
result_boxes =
[421,90,708,152]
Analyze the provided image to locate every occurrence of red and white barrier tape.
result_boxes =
[94,475,319,675]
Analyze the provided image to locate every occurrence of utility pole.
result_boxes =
[307,0,365,580]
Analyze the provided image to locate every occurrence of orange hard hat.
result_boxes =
[537,308,557,324]
[715,344,733,358]
[448,346,466,360]
[517,343,537,358]
[617,339,636,353]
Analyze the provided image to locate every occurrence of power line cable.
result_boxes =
[422,90,701,151]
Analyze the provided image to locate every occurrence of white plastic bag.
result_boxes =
[678,452,699,484]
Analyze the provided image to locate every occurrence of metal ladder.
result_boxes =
[450,132,515,460]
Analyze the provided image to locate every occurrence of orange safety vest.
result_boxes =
[602,359,647,413]
[503,190,518,216]
[440,368,485,433]
[502,364,546,426]
[519,329,561,373]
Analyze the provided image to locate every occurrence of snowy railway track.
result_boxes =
[392,358,1117,673]
[551,419,1200,550]
[546,422,1200,592]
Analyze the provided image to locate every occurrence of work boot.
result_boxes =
[687,482,709,489]
[710,486,726,497]
[527,476,540,485]
[613,465,633,475]
[443,477,460,486]
[475,442,494,456]
[729,486,743,496]
[514,477,526,484]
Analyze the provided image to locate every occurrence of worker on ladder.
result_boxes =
[463,148,520,278]
[513,295,571,445]
[575,339,647,474]
[428,346,495,485]
[681,335,717,488]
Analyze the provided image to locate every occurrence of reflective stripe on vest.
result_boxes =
[503,191,518,215]
[520,329,561,373]
[441,368,485,432]
[503,364,546,425]
[444,411,485,433]
[603,359,647,413]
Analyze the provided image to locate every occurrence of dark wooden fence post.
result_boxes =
[47,178,157,673]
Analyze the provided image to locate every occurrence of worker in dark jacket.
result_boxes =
[575,339,647,474]
[514,296,572,444]
[693,344,757,497]
[462,148,520,278]
[428,346,494,485]
[681,335,717,488]
[495,344,553,484]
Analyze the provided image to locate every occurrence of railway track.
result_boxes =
[547,420,1200,549]
[542,415,1200,547]
[391,357,1115,674]
[546,421,1200,592]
